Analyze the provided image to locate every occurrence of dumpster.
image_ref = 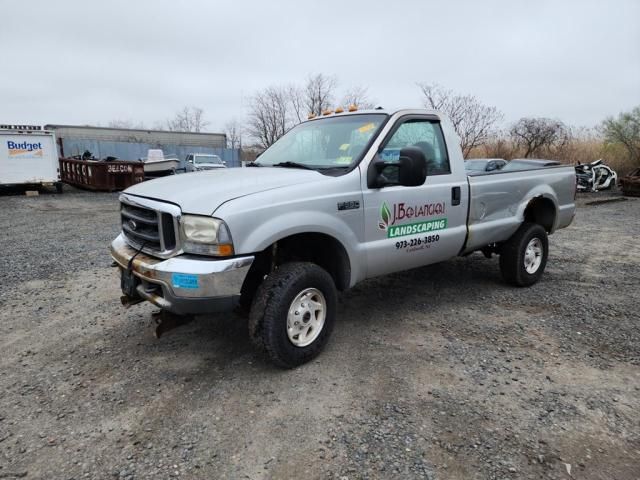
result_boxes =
[59,158,144,192]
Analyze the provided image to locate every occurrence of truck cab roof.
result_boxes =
[304,108,445,122]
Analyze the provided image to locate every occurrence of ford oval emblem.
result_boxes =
[128,219,138,231]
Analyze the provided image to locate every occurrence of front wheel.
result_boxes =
[248,262,337,368]
[499,223,549,287]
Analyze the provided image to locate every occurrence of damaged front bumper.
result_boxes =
[110,234,253,315]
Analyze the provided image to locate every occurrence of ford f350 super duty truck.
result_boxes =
[110,108,576,368]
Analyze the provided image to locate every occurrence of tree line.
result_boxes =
[107,106,210,133]
[243,76,639,172]
[106,76,640,172]
[244,74,376,149]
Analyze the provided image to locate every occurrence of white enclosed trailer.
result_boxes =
[0,124,62,192]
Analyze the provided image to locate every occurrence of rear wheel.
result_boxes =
[248,262,337,368]
[499,223,548,287]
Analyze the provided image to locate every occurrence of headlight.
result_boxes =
[180,215,234,256]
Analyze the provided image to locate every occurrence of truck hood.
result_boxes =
[123,167,327,215]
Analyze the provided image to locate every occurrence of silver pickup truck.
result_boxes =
[111,108,575,367]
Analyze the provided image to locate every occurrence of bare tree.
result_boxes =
[224,119,242,150]
[244,74,338,144]
[341,85,376,109]
[602,106,640,165]
[288,85,306,124]
[510,117,570,158]
[107,119,146,129]
[304,73,337,116]
[418,83,503,158]
[246,86,292,149]
[165,106,210,132]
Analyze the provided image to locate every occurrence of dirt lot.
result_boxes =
[0,187,638,480]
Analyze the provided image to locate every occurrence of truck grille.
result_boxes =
[120,201,177,254]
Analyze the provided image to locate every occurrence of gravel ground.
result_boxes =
[0,186,638,480]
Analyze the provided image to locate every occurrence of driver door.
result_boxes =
[362,116,468,278]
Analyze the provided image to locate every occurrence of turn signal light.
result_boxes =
[348,104,358,112]
[217,244,234,256]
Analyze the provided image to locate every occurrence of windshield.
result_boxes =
[256,114,387,170]
[195,155,222,164]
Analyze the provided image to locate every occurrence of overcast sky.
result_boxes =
[1,0,639,133]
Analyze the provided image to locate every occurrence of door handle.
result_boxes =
[451,186,461,206]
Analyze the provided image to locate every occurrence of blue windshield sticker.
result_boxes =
[380,148,401,161]
[172,273,199,289]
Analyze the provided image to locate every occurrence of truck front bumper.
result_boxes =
[110,234,253,315]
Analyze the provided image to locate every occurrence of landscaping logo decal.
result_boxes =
[378,201,447,238]
[378,202,392,231]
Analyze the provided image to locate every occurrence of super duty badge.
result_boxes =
[337,201,360,211]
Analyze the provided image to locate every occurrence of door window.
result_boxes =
[380,119,450,175]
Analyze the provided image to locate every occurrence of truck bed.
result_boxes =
[463,165,576,253]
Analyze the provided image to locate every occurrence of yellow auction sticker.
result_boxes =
[358,122,375,133]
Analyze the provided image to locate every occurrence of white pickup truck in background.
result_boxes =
[111,108,576,367]
[0,124,62,192]
[185,153,227,172]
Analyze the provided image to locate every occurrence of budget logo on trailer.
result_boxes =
[7,140,44,158]
[378,201,447,238]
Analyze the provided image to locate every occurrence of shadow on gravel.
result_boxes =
[0,185,62,196]
[102,254,507,371]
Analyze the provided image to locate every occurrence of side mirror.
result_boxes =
[187,159,193,163]
[367,147,427,188]
[398,147,427,186]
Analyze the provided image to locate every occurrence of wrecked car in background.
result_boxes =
[620,168,640,197]
[464,158,507,173]
[502,159,562,171]
[575,159,618,192]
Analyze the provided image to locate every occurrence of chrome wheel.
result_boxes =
[524,237,543,274]
[286,288,326,347]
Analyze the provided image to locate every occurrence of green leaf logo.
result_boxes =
[379,202,391,230]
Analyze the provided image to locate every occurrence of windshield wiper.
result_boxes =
[272,161,316,170]
[318,165,350,170]
[246,162,262,167]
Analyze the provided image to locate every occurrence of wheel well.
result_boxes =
[524,197,556,232]
[239,233,351,308]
